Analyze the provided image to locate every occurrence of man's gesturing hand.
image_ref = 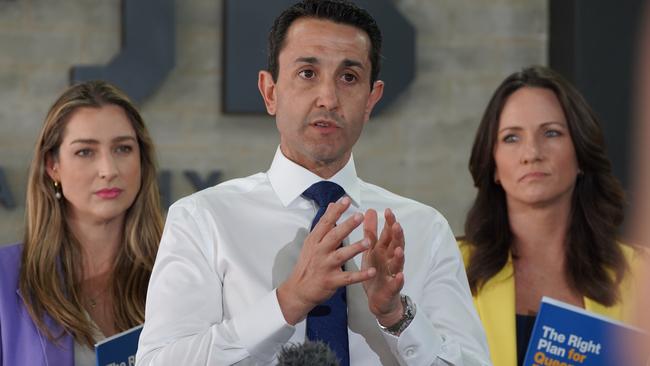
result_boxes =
[278,197,377,325]
[361,208,406,327]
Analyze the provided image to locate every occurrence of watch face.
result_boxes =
[377,295,417,335]
[381,295,415,335]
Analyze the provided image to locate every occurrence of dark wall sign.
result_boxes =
[222,0,416,114]
[70,0,175,103]
[550,0,646,191]
[68,0,415,110]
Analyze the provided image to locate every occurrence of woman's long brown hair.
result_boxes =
[19,80,163,347]
[464,66,627,306]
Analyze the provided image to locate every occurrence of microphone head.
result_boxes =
[277,340,340,366]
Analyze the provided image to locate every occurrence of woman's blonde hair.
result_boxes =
[19,80,164,347]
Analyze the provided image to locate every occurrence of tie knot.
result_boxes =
[302,181,346,208]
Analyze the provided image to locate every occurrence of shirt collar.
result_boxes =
[267,146,361,208]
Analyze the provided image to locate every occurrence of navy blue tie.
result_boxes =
[302,181,349,366]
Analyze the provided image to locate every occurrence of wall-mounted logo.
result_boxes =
[68,0,415,110]
[222,0,416,114]
[70,0,175,103]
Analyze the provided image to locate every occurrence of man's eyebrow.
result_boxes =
[342,59,364,69]
[293,57,365,69]
[295,56,319,64]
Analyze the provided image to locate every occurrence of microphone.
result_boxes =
[277,340,340,366]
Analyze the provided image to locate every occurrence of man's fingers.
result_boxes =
[320,212,364,250]
[377,208,395,249]
[386,221,405,253]
[310,197,351,242]
[332,267,377,287]
[386,245,405,279]
[363,209,378,249]
[331,237,371,267]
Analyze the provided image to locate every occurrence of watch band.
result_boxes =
[378,295,416,336]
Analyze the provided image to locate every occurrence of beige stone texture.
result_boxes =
[0,0,547,244]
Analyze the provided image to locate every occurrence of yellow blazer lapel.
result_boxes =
[473,256,517,366]
[584,297,618,319]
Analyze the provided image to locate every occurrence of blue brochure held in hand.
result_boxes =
[523,297,648,366]
[95,324,143,366]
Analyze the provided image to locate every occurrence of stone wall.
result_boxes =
[0,0,548,244]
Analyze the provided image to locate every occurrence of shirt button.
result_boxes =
[404,346,417,357]
[441,344,447,353]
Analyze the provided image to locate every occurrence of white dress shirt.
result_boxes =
[136,148,491,366]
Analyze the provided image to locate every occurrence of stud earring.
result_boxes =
[54,181,62,200]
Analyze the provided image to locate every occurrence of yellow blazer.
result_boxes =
[459,242,638,366]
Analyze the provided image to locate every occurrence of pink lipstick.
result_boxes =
[95,188,123,199]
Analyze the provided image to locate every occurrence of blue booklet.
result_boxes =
[95,324,143,366]
[523,297,648,366]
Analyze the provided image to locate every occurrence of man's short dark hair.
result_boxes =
[267,0,382,88]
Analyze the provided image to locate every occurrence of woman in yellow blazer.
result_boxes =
[460,66,639,366]
[458,243,637,366]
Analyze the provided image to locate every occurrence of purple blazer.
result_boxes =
[0,244,73,366]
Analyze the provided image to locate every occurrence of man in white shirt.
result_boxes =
[136,1,490,365]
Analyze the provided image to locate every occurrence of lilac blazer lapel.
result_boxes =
[16,289,74,366]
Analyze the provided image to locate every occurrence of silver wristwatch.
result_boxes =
[378,295,416,336]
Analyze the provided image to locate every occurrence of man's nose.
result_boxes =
[315,79,340,111]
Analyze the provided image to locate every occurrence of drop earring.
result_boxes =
[54,181,62,200]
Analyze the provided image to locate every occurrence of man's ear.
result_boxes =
[45,154,60,182]
[258,70,277,116]
[363,80,384,121]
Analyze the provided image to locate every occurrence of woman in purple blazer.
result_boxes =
[0,81,163,366]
